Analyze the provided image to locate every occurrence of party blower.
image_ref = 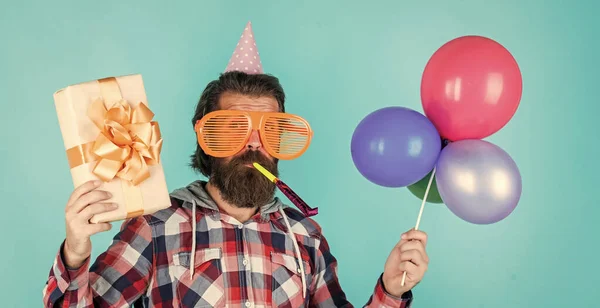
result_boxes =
[252,162,318,217]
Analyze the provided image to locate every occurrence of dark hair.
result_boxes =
[189,71,286,176]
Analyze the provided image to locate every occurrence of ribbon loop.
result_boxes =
[87,97,162,185]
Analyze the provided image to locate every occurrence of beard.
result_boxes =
[209,150,279,209]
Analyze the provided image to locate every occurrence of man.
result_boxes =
[43,22,429,307]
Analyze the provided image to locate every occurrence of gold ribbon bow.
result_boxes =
[87,98,163,185]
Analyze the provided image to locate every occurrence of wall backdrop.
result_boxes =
[1,0,598,307]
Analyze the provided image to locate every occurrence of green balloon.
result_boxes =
[407,171,444,204]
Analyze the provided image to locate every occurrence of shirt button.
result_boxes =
[243,258,248,266]
[245,301,251,307]
[238,224,243,229]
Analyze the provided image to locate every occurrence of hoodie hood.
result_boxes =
[170,180,285,220]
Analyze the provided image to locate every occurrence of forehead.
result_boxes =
[218,92,279,112]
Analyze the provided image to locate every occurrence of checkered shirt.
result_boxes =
[43,196,413,307]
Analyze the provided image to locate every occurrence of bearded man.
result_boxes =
[43,22,429,308]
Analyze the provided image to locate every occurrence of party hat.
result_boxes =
[225,21,263,74]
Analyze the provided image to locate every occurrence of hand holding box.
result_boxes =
[54,74,170,223]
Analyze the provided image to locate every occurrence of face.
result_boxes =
[208,92,280,208]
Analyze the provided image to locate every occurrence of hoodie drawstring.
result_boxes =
[188,200,305,299]
[279,207,307,299]
[190,200,197,279]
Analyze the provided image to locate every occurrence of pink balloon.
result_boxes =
[421,36,523,141]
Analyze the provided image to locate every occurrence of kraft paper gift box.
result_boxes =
[53,74,171,223]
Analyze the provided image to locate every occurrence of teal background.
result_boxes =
[1,0,598,307]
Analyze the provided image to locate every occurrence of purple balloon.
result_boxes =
[436,139,522,224]
[351,106,441,187]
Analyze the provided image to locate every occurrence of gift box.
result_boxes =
[53,74,171,223]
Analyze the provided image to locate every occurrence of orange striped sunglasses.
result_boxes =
[194,110,313,160]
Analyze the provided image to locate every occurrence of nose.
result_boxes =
[246,130,262,151]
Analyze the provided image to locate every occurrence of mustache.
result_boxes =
[231,151,277,169]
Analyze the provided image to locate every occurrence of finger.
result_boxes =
[399,249,426,267]
[69,191,113,215]
[398,260,418,275]
[401,229,428,247]
[67,180,102,208]
[79,202,118,221]
[399,240,423,252]
[394,230,414,248]
[398,241,429,263]
[84,222,113,235]
[394,229,423,249]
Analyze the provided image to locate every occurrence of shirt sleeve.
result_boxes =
[42,216,154,307]
[308,234,413,307]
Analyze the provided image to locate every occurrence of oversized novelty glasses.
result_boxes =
[194,110,313,160]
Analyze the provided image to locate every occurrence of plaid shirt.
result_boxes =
[43,181,413,307]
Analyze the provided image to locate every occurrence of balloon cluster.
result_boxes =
[351,36,523,225]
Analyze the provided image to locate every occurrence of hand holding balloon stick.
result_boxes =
[252,162,318,217]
